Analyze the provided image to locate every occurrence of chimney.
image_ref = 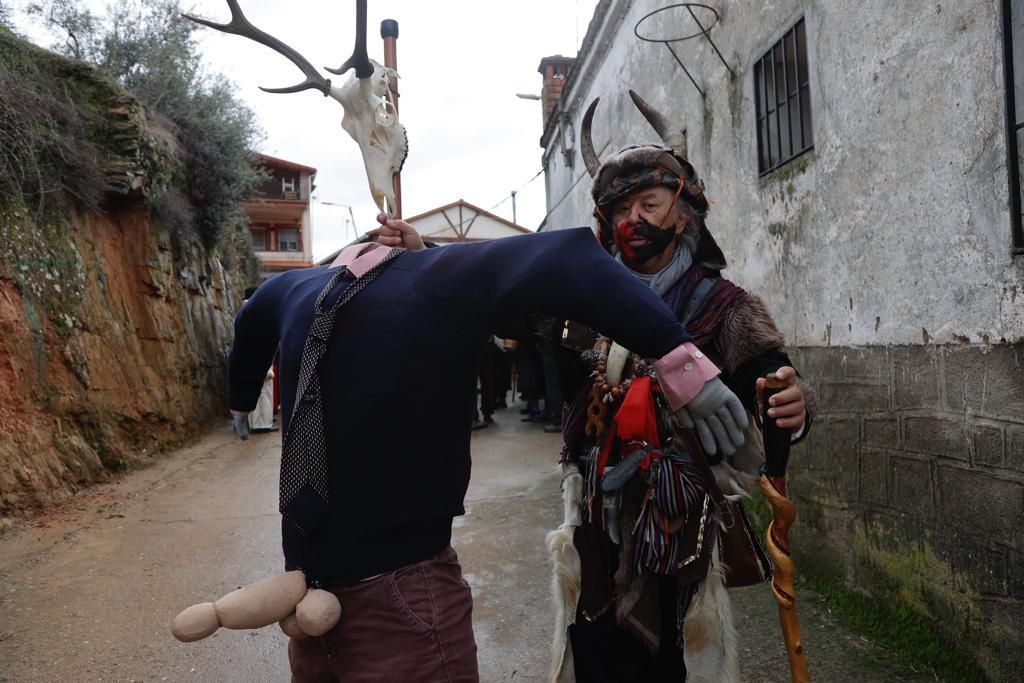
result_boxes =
[537,55,575,129]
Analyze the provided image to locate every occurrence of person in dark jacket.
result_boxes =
[547,92,818,683]
[227,216,749,682]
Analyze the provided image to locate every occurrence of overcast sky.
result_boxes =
[16,0,599,259]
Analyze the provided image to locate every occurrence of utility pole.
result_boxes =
[320,201,358,240]
[511,190,517,225]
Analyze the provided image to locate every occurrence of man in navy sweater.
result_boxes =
[228,218,746,682]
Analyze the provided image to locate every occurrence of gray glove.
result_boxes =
[232,413,251,441]
[676,377,748,456]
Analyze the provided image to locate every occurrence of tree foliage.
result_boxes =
[23,0,264,257]
[25,0,97,59]
[0,30,110,216]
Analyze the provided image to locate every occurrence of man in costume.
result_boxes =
[228,213,751,682]
[548,92,818,683]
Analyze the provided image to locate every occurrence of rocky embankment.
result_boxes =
[0,32,243,514]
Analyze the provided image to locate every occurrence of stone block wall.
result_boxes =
[788,344,1024,679]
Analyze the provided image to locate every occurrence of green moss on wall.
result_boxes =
[816,516,996,678]
[0,32,187,337]
[743,486,992,680]
[0,196,86,337]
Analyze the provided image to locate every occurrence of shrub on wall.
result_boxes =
[13,0,265,267]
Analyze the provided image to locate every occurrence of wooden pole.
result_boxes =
[760,373,810,683]
[760,474,810,682]
[381,19,401,219]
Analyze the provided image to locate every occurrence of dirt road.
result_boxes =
[0,409,915,681]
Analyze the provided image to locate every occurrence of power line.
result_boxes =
[421,165,587,237]
[536,168,590,230]
[487,169,544,212]
[418,169,547,239]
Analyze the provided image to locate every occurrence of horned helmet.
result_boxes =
[582,91,726,270]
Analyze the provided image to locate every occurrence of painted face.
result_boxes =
[613,218,676,265]
[608,186,681,270]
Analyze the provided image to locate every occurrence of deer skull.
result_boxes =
[184,0,407,214]
[329,61,406,213]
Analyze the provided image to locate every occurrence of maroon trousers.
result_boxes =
[288,546,479,682]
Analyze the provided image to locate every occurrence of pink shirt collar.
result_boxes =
[330,242,394,277]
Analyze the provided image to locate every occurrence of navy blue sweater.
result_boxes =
[229,227,690,584]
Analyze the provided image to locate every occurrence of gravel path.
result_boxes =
[0,408,925,682]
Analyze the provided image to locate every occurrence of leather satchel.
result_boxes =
[718,497,772,587]
[677,430,772,588]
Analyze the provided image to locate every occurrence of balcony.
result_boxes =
[255,249,307,262]
[255,249,313,273]
[242,198,306,224]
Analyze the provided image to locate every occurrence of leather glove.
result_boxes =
[676,377,748,456]
[232,413,251,441]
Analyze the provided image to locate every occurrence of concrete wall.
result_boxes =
[788,344,1023,678]
[543,0,1022,347]
[539,0,1024,677]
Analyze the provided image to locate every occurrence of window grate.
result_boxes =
[1002,0,1024,252]
[754,19,813,175]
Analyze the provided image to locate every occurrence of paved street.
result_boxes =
[0,407,920,682]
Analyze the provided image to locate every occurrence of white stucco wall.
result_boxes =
[541,0,1024,347]
[301,207,314,263]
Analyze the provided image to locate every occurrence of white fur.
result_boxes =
[548,466,583,683]
[683,540,739,682]
[712,415,763,500]
[712,458,759,501]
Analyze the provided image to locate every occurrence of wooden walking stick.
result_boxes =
[759,373,810,683]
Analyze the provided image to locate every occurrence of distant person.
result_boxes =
[492,336,514,409]
[241,286,276,433]
[533,319,564,433]
[514,332,546,421]
[474,336,501,429]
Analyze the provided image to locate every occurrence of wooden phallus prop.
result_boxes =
[170,571,342,642]
[759,373,810,683]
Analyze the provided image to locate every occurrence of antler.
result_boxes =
[185,0,405,215]
[182,0,333,96]
[325,0,372,78]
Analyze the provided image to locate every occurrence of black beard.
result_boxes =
[629,219,677,263]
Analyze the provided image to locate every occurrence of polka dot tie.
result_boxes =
[280,248,403,535]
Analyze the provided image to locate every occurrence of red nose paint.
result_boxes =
[614,221,639,262]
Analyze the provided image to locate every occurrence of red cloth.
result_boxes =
[596,376,662,477]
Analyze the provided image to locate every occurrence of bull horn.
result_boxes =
[629,90,687,158]
[580,97,602,178]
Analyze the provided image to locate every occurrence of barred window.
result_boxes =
[754,19,813,175]
[1002,0,1024,252]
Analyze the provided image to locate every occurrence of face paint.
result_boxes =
[614,218,677,266]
